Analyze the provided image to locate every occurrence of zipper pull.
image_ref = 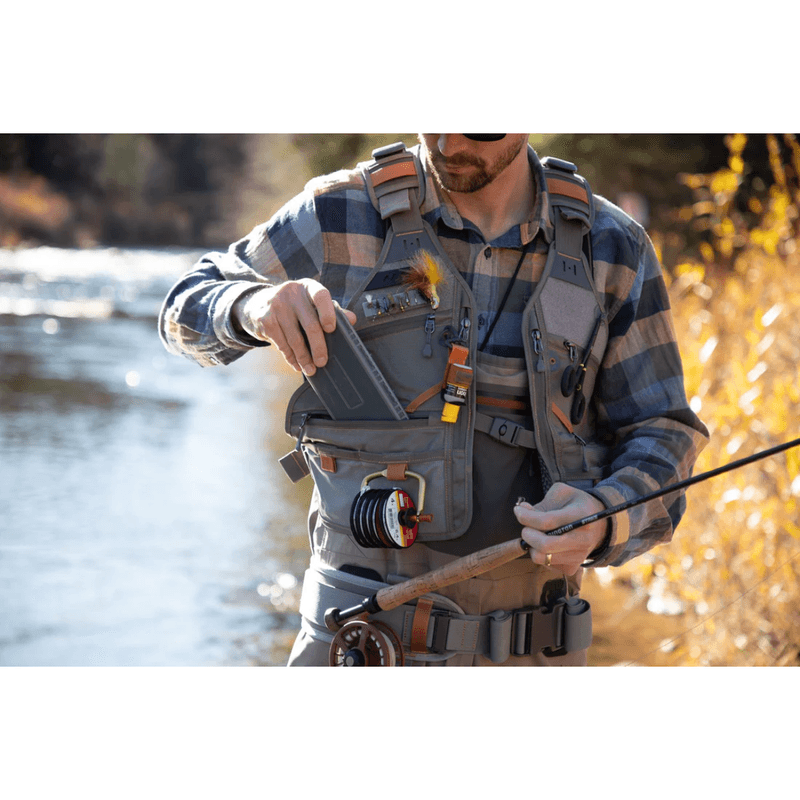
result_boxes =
[531,329,546,372]
[458,311,471,344]
[422,314,436,358]
[573,432,589,472]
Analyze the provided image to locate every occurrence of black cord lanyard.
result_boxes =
[478,241,533,353]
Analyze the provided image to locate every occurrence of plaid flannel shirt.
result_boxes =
[159,143,709,568]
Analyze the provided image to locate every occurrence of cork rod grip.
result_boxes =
[374,538,529,612]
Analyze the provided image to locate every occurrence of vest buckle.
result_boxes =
[488,416,523,446]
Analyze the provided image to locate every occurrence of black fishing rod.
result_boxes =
[325,435,800,630]
[545,434,800,537]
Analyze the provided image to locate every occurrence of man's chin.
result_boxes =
[435,167,491,194]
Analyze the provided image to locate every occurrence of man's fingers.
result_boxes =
[307,283,338,333]
[264,323,301,372]
[236,279,359,375]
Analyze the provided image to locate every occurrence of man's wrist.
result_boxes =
[230,287,270,347]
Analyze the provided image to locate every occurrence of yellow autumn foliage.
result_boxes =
[614,135,800,666]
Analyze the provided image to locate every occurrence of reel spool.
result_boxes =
[328,619,405,667]
[349,469,429,549]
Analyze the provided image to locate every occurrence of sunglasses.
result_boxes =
[463,134,507,141]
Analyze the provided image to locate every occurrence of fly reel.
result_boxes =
[349,469,431,549]
[328,618,405,667]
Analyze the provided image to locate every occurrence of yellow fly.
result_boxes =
[403,250,445,309]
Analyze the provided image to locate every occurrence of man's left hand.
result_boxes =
[513,483,608,575]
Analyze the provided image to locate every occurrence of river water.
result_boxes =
[0,245,685,668]
[0,245,314,666]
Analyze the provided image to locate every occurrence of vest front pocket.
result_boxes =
[300,416,471,543]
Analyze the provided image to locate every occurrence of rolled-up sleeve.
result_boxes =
[158,190,324,367]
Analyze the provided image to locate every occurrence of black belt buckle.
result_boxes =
[511,604,565,656]
[428,611,453,654]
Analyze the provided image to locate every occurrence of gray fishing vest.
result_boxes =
[284,142,611,545]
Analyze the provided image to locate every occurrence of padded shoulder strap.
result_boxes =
[540,156,595,289]
[364,142,427,221]
[362,142,440,265]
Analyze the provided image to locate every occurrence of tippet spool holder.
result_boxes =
[349,469,429,549]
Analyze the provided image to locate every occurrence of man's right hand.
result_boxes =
[232,278,357,376]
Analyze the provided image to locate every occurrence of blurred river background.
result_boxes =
[0,245,315,665]
[2,243,683,666]
[2,133,798,668]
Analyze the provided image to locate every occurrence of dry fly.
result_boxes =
[403,250,445,309]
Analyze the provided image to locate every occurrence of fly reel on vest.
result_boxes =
[349,469,431,549]
[328,618,405,666]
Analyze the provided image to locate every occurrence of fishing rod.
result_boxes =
[325,434,800,631]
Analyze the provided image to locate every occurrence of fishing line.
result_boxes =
[617,545,800,666]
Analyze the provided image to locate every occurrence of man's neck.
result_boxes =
[444,147,535,241]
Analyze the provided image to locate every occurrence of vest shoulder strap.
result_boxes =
[362,143,441,265]
[363,142,426,223]
[362,144,596,284]
[540,156,595,285]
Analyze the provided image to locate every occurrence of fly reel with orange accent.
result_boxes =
[328,619,405,667]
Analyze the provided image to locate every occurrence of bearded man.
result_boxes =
[160,134,708,666]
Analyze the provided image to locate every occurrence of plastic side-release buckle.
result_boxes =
[512,604,564,656]
[488,417,523,447]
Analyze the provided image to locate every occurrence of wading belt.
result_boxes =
[299,562,592,663]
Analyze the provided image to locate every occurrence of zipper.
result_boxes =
[573,432,589,471]
[531,328,546,372]
[458,309,471,344]
[422,313,436,358]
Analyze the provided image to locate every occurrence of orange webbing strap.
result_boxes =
[405,382,442,414]
[476,396,529,411]
[409,596,434,653]
[550,401,574,433]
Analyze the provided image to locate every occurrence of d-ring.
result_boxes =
[545,553,552,568]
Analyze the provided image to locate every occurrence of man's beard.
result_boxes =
[422,136,527,194]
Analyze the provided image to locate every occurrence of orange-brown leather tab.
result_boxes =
[320,454,337,473]
[547,177,589,204]
[405,381,442,413]
[385,462,408,482]
[476,395,529,411]
[410,596,434,653]
[551,401,574,433]
[371,160,417,187]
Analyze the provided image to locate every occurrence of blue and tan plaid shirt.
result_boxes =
[160,143,709,568]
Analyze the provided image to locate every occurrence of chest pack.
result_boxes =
[284,142,610,547]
